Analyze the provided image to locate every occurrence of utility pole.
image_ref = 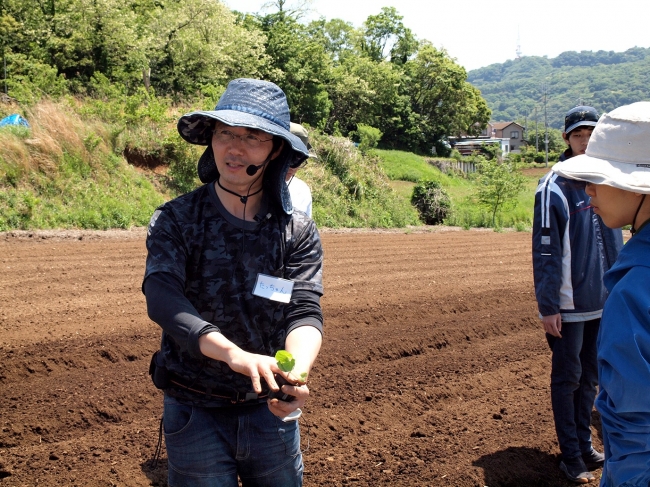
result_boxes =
[523,109,528,142]
[534,106,538,152]
[543,84,549,167]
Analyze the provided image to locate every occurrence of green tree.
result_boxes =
[306,18,357,63]
[523,122,557,148]
[475,157,527,226]
[256,11,332,126]
[324,54,417,151]
[144,0,272,96]
[405,41,491,153]
[360,7,416,63]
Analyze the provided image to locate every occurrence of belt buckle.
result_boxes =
[231,392,259,404]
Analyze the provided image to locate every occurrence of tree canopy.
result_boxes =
[1,0,491,153]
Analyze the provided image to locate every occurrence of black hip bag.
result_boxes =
[148,351,270,403]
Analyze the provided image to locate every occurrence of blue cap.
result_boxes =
[565,106,599,134]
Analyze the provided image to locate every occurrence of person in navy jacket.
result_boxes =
[532,106,623,483]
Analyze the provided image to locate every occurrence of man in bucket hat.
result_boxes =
[143,78,323,486]
[553,101,650,487]
[532,105,623,483]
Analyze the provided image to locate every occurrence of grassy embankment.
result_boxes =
[0,97,421,231]
[375,149,545,230]
[0,99,168,231]
[0,96,547,232]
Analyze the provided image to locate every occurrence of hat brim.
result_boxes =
[178,110,309,158]
[565,120,598,134]
[553,153,650,194]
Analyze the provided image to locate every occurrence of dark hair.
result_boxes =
[272,136,283,155]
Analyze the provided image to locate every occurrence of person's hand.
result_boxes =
[541,314,562,338]
[222,348,281,394]
[267,382,309,418]
[198,332,285,394]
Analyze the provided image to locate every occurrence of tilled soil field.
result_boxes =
[0,228,603,486]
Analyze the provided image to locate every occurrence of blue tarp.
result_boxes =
[0,114,29,128]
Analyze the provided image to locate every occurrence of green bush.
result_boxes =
[5,53,68,103]
[355,124,382,154]
[411,180,451,225]
[165,135,201,194]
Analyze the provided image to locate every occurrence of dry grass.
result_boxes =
[0,135,31,173]
[0,99,110,178]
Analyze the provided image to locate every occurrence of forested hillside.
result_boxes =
[468,47,650,129]
[0,0,490,153]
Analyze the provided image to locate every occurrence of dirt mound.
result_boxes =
[0,230,601,486]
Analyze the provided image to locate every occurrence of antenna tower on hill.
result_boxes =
[516,26,522,60]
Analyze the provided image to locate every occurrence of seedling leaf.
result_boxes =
[275,350,295,373]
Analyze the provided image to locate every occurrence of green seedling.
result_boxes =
[275,350,308,383]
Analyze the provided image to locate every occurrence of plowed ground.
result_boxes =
[0,228,603,486]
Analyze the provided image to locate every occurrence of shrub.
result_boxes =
[475,157,527,226]
[5,53,68,103]
[355,124,382,154]
[411,180,451,225]
[165,135,201,194]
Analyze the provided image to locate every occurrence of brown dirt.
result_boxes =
[522,167,552,178]
[0,228,602,486]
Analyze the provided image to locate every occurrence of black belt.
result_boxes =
[168,374,268,404]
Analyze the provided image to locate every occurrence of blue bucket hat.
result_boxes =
[177,78,309,214]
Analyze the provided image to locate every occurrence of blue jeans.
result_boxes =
[163,394,303,487]
[546,319,599,460]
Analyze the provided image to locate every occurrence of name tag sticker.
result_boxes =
[253,274,294,303]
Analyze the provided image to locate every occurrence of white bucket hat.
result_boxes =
[553,101,650,194]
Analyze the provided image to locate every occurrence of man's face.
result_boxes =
[285,166,299,181]
[211,122,282,190]
[585,182,640,228]
[563,126,594,155]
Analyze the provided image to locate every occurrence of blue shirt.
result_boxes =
[596,222,650,486]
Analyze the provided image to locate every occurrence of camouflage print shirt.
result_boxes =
[144,182,323,407]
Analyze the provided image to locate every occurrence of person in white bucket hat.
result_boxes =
[286,122,315,217]
[553,101,650,487]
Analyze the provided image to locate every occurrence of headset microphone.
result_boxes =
[246,163,264,176]
[245,155,273,176]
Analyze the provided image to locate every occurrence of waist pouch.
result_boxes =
[148,351,269,403]
[149,350,172,389]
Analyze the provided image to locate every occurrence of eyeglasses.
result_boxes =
[213,129,273,149]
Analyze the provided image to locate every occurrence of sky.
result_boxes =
[223,0,650,71]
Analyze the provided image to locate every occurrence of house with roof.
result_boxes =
[489,122,525,152]
[449,120,526,157]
